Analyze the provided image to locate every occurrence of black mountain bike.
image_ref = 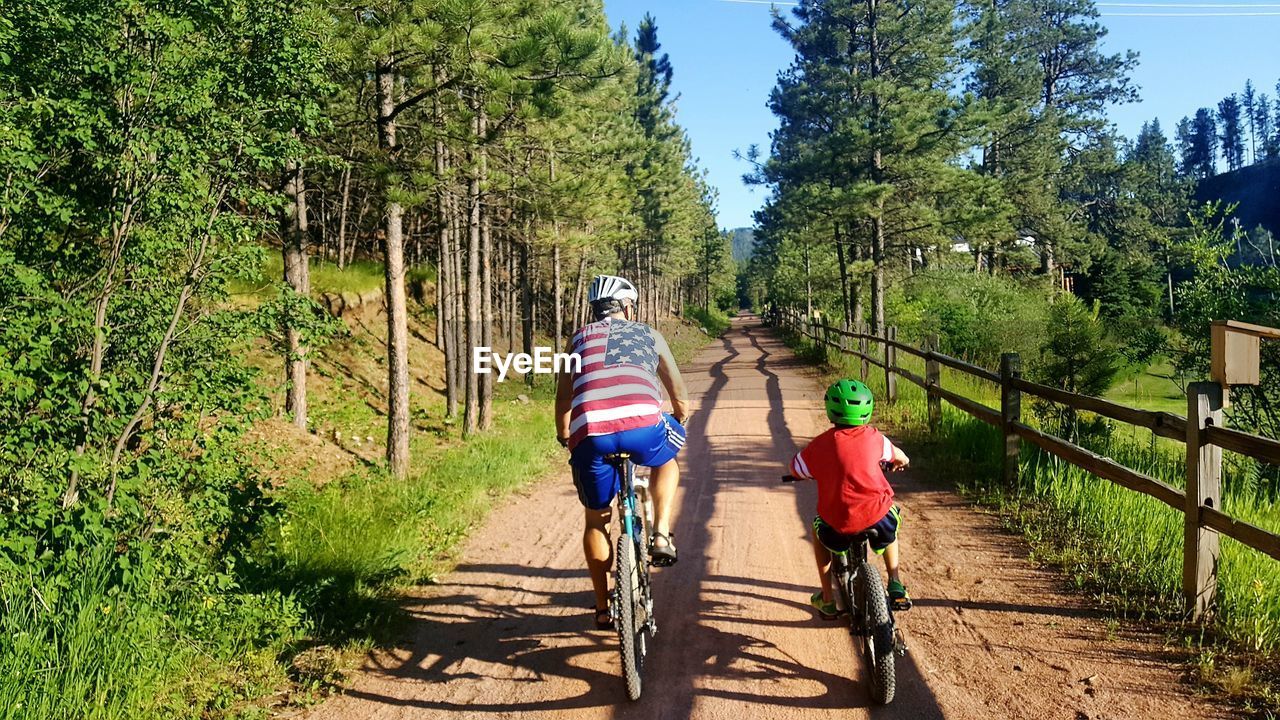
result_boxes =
[608,453,656,701]
[783,474,908,704]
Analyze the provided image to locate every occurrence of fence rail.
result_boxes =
[775,306,1280,620]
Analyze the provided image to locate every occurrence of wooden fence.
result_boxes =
[776,306,1280,620]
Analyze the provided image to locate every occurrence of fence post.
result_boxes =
[859,324,869,382]
[884,326,898,403]
[925,335,941,433]
[1184,381,1223,620]
[999,353,1021,488]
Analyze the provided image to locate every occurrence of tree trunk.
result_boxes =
[478,112,493,432]
[868,0,887,336]
[281,156,311,430]
[571,249,587,333]
[521,233,535,387]
[350,191,369,266]
[336,158,352,270]
[451,189,466,408]
[804,243,813,316]
[508,237,518,352]
[464,108,483,435]
[377,61,411,478]
[553,241,563,354]
[835,223,850,327]
[851,239,865,329]
[436,140,458,418]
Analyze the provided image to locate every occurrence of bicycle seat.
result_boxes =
[604,452,633,463]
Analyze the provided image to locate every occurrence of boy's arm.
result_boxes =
[881,433,910,470]
[789,448,814,480]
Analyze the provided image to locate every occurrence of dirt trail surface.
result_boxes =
[305,315,1232,720]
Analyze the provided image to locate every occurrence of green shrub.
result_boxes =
[887,269,1052,367]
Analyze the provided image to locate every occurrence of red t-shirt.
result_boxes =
[790,425,897,534]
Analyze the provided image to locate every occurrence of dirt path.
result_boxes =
[304,315,1233,720]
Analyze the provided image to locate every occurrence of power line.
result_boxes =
[1104,10,1280,13]
[1100,2,1280,6]
[713,0,1280,11]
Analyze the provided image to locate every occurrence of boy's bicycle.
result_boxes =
[608,453,656,701]
[783,474,908,704]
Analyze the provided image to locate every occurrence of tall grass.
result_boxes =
[260,380,562,643]
[684,305,732,336]
[789,328,1280,657]
[0,552,172,720]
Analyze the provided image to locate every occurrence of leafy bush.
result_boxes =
[685,305,732,336]
[887,269,1052,367]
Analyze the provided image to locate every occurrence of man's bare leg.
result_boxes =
[649,458,679,546]
[584,507,613,612]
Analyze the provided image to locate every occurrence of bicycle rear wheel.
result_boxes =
[859,560,896,704]
[615,534,644,700]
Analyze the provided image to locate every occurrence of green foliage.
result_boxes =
[1037,294,1121,395]
[1172,203,1280,445]
[887,270,1052,367]
[684,305,731,337]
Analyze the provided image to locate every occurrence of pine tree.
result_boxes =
[1218,94,1246,171]
[1243,80,1258,164]
[961,0,1136,275]
[761,0,968,333]
[1256,93,1277,160]
[1187,108,1218,179]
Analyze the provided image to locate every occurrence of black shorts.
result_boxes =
[813,505,901,555]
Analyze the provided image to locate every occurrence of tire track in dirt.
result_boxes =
[303,314,1234,720]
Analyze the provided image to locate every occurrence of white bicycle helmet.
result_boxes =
[587,275,638,304]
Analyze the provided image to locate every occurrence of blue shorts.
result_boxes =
[569,414,687,510]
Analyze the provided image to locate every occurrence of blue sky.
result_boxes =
[601,0,1280,230]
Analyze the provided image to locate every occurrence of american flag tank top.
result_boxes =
[567,318,665,448]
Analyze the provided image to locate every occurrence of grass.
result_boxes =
[684,305,733,337]
[786,327,1280,711]
[228,252,391,305]
[1106,359,1187,416]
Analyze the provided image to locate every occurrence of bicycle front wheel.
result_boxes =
[615,534,644,700]
[859,560,896,704]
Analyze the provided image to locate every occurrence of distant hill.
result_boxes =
[1195,158,1279,264]
[729,227,756,263]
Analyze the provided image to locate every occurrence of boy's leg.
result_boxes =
[583,506,614,612]
[882,539,901,584]
[811,529,834,603]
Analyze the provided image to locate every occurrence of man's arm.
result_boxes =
[555,367,573,447]
[654,333,691,423]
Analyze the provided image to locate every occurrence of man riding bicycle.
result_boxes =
[555,275,691,629]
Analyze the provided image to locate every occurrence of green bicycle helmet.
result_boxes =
[825,378,874,426]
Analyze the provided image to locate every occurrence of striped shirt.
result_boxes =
[567,318,668,449]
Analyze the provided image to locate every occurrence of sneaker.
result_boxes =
[888,580,912,611]
[810,592,838,620]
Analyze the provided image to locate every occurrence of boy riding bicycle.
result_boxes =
[789,379,913,619]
